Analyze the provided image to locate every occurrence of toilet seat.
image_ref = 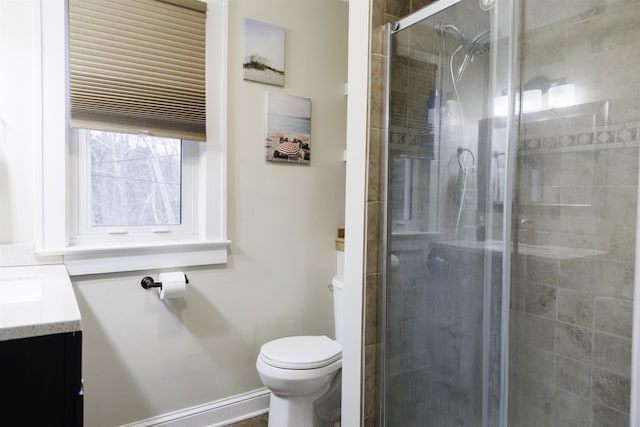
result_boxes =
[259,336,342,370]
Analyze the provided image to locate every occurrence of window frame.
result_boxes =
[34,0,230,276]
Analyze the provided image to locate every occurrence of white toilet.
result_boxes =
[256,277,344,427]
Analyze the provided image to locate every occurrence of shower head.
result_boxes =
[436,22,491,82]
[449,28,491,82]
[467,28,490,57]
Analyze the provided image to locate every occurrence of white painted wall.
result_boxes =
[0,0,36,245]
[0,0,349,425]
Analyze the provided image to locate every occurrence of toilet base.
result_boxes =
[267,373,340,427]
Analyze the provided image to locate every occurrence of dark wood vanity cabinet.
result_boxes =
[0,331,83,426]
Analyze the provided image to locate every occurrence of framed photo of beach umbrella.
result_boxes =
[265,92,311,164]
[243,18,286,86]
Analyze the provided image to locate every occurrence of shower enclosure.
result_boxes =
[380,0,638,426]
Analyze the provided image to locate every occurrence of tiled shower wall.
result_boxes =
[364,0,639,426]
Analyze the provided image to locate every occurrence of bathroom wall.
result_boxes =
[0,1,37,245]
[0,0,348,425]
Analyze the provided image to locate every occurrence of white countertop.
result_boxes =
[0,264,81,341]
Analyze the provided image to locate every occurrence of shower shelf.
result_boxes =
[492,201,592,211]
[520,202,592,208]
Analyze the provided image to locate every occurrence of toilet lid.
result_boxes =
[260,336,342,370]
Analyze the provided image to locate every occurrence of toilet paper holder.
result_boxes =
[140,274,189,290]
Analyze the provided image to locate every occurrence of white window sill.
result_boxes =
[35,240,231,276]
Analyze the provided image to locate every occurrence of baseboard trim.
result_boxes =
[121,388,270,427]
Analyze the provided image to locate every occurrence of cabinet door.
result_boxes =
[64,331,83,427]
[0,331,82,426]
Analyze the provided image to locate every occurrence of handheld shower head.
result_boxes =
[468,28,491,56]
[436,22,491,82]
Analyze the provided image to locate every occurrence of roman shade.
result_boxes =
[69,0,207,141]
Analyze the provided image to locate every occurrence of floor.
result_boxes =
[226,413,268,426]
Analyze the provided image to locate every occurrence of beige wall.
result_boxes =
[0,0,348,425]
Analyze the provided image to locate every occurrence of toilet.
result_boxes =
[256,277,344,426]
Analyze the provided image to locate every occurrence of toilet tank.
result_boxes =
[331,277,345,344]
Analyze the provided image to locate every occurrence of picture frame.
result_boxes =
[243,18,286,87]
[265,92,311,164]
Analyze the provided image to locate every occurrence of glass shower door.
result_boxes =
[382,0,514,425]
[508,1,637,425]
[382,1,638,426]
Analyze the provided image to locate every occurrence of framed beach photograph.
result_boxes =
[265,92,311,164]
[243,18,285,87]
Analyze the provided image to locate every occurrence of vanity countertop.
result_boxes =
[0,264,81,341]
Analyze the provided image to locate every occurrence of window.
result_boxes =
[36,0,229,275]
[68,0,206,246]
[70,130,202,246]
[84,131,183,228]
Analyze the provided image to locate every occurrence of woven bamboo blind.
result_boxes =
[69,0,207,141]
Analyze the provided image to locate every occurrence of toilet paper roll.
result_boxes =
[158,271,186,300]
